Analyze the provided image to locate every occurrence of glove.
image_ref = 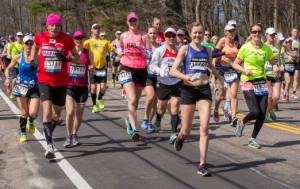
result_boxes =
[55,52,70,62]
[30,60,38,70]
[190,73,201,81]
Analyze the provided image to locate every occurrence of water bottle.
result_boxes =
[190,72,202,81]
[16,75,21,84]
[29,80,35,89]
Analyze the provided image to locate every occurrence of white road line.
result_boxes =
[0,89,92,189]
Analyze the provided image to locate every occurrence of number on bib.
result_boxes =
[12,83,29,97]
[70,63,86,78]
[95,69,106,77]
[285,64,295,72]
[252,80,268,96]
[118,71,132,85]
[224,70,238,83]
[45,61,62,73]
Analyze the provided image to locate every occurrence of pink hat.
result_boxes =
[127,12,138,21]
[164,27,176,34]
[46,13,62,27]
[73,30,85,38]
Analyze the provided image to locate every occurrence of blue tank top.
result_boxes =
[18,53,38,89]
[184,44,209,74]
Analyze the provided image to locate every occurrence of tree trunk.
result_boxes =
[274,0,278,29]
[249,0,254,26]
[195,0,200,23]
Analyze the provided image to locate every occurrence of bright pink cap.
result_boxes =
[73,30,85,38]
[46,13,62,27]
[127,12,138,21]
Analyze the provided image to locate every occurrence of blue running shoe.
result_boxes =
[147,124,154,134]
[141,119,148,130]
[169,133,177,144]
[125,117,134,135]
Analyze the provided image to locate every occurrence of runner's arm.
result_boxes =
[4,54,21,85]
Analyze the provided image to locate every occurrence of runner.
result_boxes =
[8,32,24,100]
[141,26,159,133]
[213,25,239,124]
[152,17,165,45]
[30,13,80,159]
[84,24,115,113]
[201,30,215,48]
[282,38,298,101]
[111,31,122,87]
[170,22,221,176]
[227,20,245,48]
[119,12,151,142]
[289,28,299,99]
[148,27,181,142]
[63,31,95,148]
[232,23,279,149]
[176,29,186,48]
[4,35,39,142]
[264,28,281,122]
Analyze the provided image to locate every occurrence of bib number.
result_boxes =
[95,69,106,77]
[224,70,238,83]
[118,71,132,85]
[70,63,86,78]
[252,80,268,96]
[45,61,62,73]
[285,64,295,72]
[12,83,28,97]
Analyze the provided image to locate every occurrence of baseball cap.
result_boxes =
[177,29,185,36]
[115,31,122,35]
[286,37,293,42]
[23,35,34,43]
[228,20,237,26]
[127,12,138,21]
[16,32,24,37]
[224,25,235,31]
[265,27,276,35]
[46,13,62,27]
[92,24,100,29]
[73,30,85,38]
[164,27,176,34]
[100,32,106,36]
[9,34,15,38]
[276,33,285,41]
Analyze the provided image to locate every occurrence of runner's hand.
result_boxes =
[244,68,252,76]
[55,53,70,62]
[4,78,10,86]
[30,60,38,70]
[273,64,280,76]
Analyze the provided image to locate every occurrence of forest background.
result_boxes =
[0,0,300,40]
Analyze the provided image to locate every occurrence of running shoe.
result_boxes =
[269,109,277,120]
[174,135,184,151]
[154,119,161,132]
[273,103,279,111]
[141,119,148,130]
[6,86,11,94]
[282,94,289,101]
[197,163,211,176]
[123,95,128,102]
[147,124,154,134]
[222,106,229,120]
[169,133,178,144]
[92,105,98,113]
[248,139,262,149]
[291,93,299,99]
[19,132,27,143]
[9,93,15,100]
[72,135,80,146]
[264,114,273,123]
[57,118,63,126]
[231,118,237,127]
[27,118,35,134]
[132,130,140,142]
[97,99,105,110]
[45,144,55,159]
[125,117,134,135]
[234,119,245,137]
[213,111,219,122]
[63,136,72,148]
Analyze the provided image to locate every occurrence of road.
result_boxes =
[0,78,299,189]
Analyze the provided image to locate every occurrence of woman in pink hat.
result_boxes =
[30,13,80,159]
[119,12,151,142]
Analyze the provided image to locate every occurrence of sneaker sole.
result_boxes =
[174,139,183,151]
[248,144,261,149]
[197,171,212,177]
[45,151,56,159]
[132,133,140,142]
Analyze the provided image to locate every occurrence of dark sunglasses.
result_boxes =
[165,34,176,38]
[129,18,137,22]
[177,34,184,37]
[93,27,100,30]
[17,35,24,37]
[251,30,262,34]
[74,37,84,40]
[269,33,276,37]
[25,42,33,46]
[204,34,210,36]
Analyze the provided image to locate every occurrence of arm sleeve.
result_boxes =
[212,48,225,58]
[148,48,161,75]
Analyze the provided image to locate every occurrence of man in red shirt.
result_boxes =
[152,17,165,45]
[30,13,80,159]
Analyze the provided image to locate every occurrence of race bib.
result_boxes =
[224,70,238,83]
[118,71,132,85]
[189,58,208,72]
[285,63,295,72]
[12,83,28,97]
[45,60,62,73]
[95,69,106,77]
[252,80,268,96]
[70,63,86,78]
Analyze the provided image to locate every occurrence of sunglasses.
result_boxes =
[228,29,236,32]
[251,30,262,34]
[17,35,24,37]
[100,35,106,37]
[93,27,100,30]
[269,33,276,37]
[165,34,176,38]
[204,34,210,36]
[129,18,137,22]
[177,34,184,37]
[74,37,84,40]
[25,42,33,46]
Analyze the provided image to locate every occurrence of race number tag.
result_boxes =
[252,80,268,96]
[189,57,208,73]
[95,69,106,77]
[118,71,132,85]
[224,70,238,83]
[12,83,28,97]
[45,60,62,73]
[285,63,295,72]
[70,63,86,78]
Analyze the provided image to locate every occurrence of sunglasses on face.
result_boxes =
[269,33,276,37]
[93,27,100,30]
[228,29,236,32]
[17,35,23,37]
[25,42,33,46]
[100,35,106,37]
[74,37,84,40]
[165,34,176,38]
[204,34,210,36]
[129,18,137,23]
[251,30,262,34]
[177,34,184,37]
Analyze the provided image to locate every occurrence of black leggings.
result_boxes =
[243,90,268,139]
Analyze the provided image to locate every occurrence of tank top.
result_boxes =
[122,31,147,69]
[114,40,122,54]
[184,44,209,74]
[158,49,181,85]
[221,40,238,60]
[265,44,279,77]
[18,53,38,89]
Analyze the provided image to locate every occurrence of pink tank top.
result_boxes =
[122,31,147,68]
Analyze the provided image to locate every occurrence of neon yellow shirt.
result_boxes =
[8,42,23,68]
[237,42,274,82]
[83,38,114,68]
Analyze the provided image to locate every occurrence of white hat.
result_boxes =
[265,27,276,35]
[228,20,237,26]
[115,31,122,35]
[16,32,24,37]
[100,32,106,36]
[276,33,285,41]
[164,27,176,34]
[91,24,100,29]
[23,35,34,43]
[286,37,293,42]
[224,25,235,31]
